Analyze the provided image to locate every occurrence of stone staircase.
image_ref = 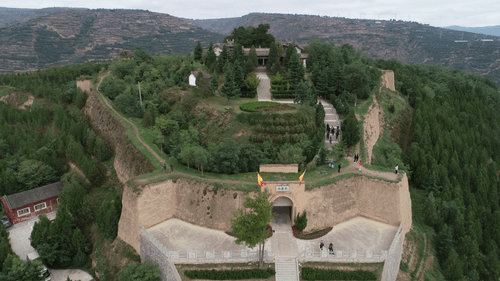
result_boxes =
[320,99,340,146]
[275,256,299,281]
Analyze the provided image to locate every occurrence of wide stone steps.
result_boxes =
[275,257,299,281]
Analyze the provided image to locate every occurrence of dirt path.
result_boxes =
[362,70,395,164]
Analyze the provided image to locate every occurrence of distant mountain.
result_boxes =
[187,13,500,84]
[0,9,224,73]
[0,7,84,29]
[446,25,500,37]
[1,9,500,85]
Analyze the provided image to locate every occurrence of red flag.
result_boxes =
[299,170,306,185]
[257,173,266,186]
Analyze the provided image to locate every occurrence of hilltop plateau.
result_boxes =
[188,13,500,84]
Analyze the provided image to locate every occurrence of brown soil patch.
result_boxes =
[68,162,91,185]
[0,92,34,110]
[232,130,246,137]
[363,96,382,165]
[381,70,396,91]
[76,79,93,93]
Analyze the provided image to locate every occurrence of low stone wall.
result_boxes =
[140,227,182,281]
[299,248,388,263]
[260,164,298,173]
[381,223,404,281]
[300,222,404,281]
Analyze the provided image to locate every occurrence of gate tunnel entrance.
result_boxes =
[272,197,293,231]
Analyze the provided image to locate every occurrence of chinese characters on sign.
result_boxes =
[275,185,290,192]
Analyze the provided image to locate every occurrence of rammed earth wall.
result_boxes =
[84,86,155,183]
[118,175,412,254]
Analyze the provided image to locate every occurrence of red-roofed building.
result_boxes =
[1,182,63,225]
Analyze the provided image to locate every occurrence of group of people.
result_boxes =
[319,240,335,255]
[162,164,174,173]
[325,124,340,144]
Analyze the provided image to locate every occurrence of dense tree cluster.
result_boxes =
[224,24,275,48]
[376,59,500,280]
[307,40,380,115]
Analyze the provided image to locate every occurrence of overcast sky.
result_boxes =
[4,0,500,27]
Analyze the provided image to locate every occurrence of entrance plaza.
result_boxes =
[146,216,398,259]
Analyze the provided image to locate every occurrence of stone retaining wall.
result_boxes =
[381,222,404,281]
[259,164,298,173]
[140,227,182,281]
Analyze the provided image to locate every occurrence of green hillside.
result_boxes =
[0,37,500,280]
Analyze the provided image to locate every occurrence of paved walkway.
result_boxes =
[148,216,398,260]
[320,98,341,148]
[255,68,294,104]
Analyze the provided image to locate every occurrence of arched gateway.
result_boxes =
[261,181,306,230]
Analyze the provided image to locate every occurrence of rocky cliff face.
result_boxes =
[83,85,155,183]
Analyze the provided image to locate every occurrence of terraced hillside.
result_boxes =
[0,9,224,73]
[188,13,500,84]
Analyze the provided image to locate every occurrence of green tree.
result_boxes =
[294,211,308,231]
[118,261,161,281]
[210,141,241,174]
[342,110,360,147]
[0,255,44,281]
[245,46,259,73]
[218,45,229,72]
[288,53,304,86]
[231,190,274,269]
[209,74,219,94]
[243,73,260,98]
[294,81,316,106]
[220,66,241,101]
[58,182,87,221]
[267,42,279,72]
[16,159,58,190]
[284,44,297,70]
[205,43,217,68]
[97,195,122,241]
[275,145,307,166]
[193,41,203,62]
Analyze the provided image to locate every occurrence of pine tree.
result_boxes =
[245,46,259,73]
[288,53,304,86]
[205,43,216,68]
[220,65,240,101]
[342,110,360,147]
[232,59,245,90]
[218,45,229,72]
[284,43,297,70]
[194,41,203,62]
[267,42,279,72]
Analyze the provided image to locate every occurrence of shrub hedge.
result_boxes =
[240,102,280,112]
[301,268,377,280]
[184,268,275,280]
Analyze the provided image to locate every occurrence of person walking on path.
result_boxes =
[320,240,324,251]
[329,136,332,144]
[338,163,342,173]
[329,243,334,255]
[326,128,330,140]
[395,164,398,174]
[170,164,174,173]
[335,130,339,139]
[359,161,362,173]
[163,164,167,172]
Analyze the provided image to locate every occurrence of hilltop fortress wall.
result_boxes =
[118,175,412,253]
[81,81,155,182]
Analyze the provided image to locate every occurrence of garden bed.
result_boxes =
[292,225,332,239]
